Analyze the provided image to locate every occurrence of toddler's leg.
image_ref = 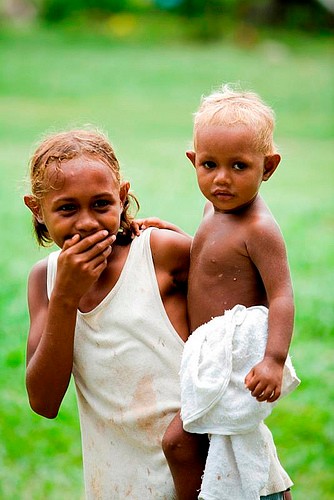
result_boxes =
[162,411,208,500]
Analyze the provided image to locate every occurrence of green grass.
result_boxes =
[0,20,333,499]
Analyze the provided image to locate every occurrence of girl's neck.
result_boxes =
[79,241,131,313]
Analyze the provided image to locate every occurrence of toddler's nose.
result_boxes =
[215,167,230,185]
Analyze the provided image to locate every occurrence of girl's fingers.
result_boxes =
[64,231,115,257]
[83,234,115,262]
[62,233,81,250]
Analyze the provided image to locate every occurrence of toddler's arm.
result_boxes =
[245,358,284,403]
[133,217,191,239]
[244,218,294,403]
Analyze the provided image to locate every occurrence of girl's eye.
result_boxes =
[233,162,247,171]
[94,200,111,209]
[58,204,76,212]
[203,161,216,169]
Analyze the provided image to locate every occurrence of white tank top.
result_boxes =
[47,228,184,499]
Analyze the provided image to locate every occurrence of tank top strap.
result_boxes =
[46,249,61,300]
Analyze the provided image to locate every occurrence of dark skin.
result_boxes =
[189,197,294,399]
[162,123,295,499]
[144,198,294,500]
[142,195,294,500]
[187,125,294,401]
[24,157,192,419]
[162,199,294,500]
[25,230,192,417]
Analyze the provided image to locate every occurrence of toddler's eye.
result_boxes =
[232,162,247,171]
[203,161,216,169]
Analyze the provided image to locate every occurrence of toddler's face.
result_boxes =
[189,124,269,213]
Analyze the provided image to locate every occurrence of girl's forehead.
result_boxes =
[48,155,118,177]
[52,153,112,169]
[43,155,120,192]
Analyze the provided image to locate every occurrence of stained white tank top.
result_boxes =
[47,228,184,499]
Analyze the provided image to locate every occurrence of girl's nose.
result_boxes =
[75,211,100,235]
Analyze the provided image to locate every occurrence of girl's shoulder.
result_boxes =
[149,228,191,278]
[29,256,48,280]
[26,257,49,317]
[28,249,61,283]
[150,227,191,256]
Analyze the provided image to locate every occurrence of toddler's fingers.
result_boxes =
[244,369,255,389]
[250,383,265,399]
[267,387,280,402]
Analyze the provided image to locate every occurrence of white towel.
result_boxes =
[180,305,300,499]
[199,430,269,500]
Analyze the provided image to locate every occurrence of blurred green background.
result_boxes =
[0,1,333,498]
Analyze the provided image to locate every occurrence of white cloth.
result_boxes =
[47,228,184,499]
[180,305,300,500]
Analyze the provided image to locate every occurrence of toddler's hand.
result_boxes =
[131,217,191,238]
[245,357,284,403]
[131,217,168,236]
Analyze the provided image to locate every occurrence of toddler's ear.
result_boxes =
[263,154,281,181]
[24,195,44,223]
[186,150,196,167]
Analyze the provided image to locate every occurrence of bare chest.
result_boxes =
[191,222,251,278]
[188,218,266,329]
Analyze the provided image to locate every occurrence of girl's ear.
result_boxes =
[263,154,281,181]
[186,150,196,167]
[119,181,130,204]
[24,195,44,223]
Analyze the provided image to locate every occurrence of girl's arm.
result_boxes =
[26,259,79,418]
[26,230,114,418]
[150,228,191,342]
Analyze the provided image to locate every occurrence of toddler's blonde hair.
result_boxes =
[193,84,277,155]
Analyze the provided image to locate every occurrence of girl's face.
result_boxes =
[34,155,127,248]
[187,124,279,213]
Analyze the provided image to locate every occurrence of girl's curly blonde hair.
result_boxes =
[27,128,139,246]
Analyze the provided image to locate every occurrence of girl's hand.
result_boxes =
[55,230,116,301]
[244,357,284,403]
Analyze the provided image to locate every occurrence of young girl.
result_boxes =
[24,128,198,499]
